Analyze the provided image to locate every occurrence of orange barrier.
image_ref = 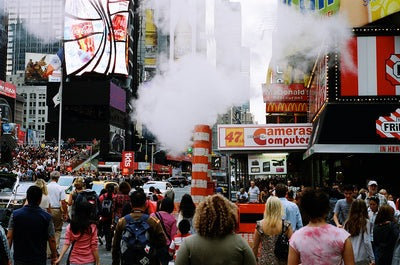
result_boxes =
[237,203,265,233]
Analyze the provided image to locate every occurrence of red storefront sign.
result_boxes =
[0,80,16,99]
[121,151,135,175]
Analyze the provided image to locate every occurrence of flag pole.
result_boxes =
[57,67,63,170]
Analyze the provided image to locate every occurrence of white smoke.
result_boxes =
[271,4,354,72]
[134,54,248,154]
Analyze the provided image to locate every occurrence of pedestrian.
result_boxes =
[379,189,396,210]
[343,199,375,265]
[373,204,399,265]
[168,219,191,262]
[237,188,249,203]
[112,181,131,226]
[35,178,51,213]
[55,200,100,265]
[67,176,85,208]
[358,180,387,207]
[368,196,380,259]
[248,180,260,203]
[111,190,166,265]
[275,183,303,231]
[151,197,177,265]
[252,196,293,265]
[175,194,257,265]
[334,184,355,228]
[0,224,10,265]
[98,184,115,251]
[47,170,68,251]
[7,185,58,265]
[288,187,355,265]
[177,194,196,234]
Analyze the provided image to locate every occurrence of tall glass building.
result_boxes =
[5,0,63,75]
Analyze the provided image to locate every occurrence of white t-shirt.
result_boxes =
[39,194,50,210]
[47,181,66,208]
[248,186,260,202]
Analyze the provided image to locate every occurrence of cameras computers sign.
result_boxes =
[376,108,400,139]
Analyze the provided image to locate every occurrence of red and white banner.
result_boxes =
[121,151,135,175]
[218,124,312,150]
[376,108,400,139]
[0,80,16,99]
[341,36,400,96]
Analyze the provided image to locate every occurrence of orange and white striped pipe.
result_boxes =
[191,125,212,203]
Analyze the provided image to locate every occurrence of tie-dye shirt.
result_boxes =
[289,223,350,265]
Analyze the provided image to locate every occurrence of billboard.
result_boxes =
[218,124,313,150]
[263,83,308,102]
[308,55,328,120]
[110,82,126,112]
[283,0,400,27]
[110,124,125,154]
[121,151,135,175]
[248,154,287,175]
[25,53,62,83]
[341,36,400,97]
[64,0,129,76]
[0,80,16,99]
[145,9,157,67]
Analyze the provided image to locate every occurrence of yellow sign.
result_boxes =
[224,128,244,147]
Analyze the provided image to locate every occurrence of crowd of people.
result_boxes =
[2,146,400,265]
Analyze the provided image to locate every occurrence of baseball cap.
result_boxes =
[368,180,378,186]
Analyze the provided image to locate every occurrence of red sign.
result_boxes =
[121,151,135,175]
[0,80,16,99]
[16,124,26,145]
[263,83,308,102]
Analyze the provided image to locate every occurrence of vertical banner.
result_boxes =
[121,151,135,175]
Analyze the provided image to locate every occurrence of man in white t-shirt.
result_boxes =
[248,181,260,203]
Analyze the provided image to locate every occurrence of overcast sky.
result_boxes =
[235,0,278,124]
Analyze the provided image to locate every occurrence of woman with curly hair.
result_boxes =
[252,196,293,264]
[175,194,256,265]
[177,194,196,233]
[344,199,375,265]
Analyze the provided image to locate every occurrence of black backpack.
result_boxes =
[100,197,113,217]
[120,214,152,265]
[73,189,100,223]
[274,220,289,261]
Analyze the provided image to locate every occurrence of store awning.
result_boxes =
[304,103,400,159]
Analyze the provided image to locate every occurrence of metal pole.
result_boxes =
[227,153,231,200]
[150,144,154,179]
[57,68,63,170]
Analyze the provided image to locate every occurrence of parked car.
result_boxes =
[167,176,189,187]
[0,181,35,208]
[91,180,119,196]
[142,181,174,197]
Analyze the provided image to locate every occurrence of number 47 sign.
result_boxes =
[224,128,244,147]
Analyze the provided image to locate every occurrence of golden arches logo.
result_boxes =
[266,103,308,113]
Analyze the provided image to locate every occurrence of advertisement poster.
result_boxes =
[248,154,287,175]
[109,125,125,154]
[64,0,129,76]
[25,53,62,83]
[218,124,313,151]
[121,151,135,175]
[145,9,157,67]
[0,80,16,99]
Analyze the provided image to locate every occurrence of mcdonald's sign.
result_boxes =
[266,102,308,113]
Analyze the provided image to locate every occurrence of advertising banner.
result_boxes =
[64,0,129,76]
[109,82,126,112]
[376,108,400,140]
[25,53,62,83]
[110,125,125,154]
[27,129,39,146]
[263,83,308,102]
[341,36,400,97]
[121,151,135,175]
[145,9,157,67]
[308,56,327,120]
[0,80,16,99]
[218,124,313,150]
[248,154,287,175]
